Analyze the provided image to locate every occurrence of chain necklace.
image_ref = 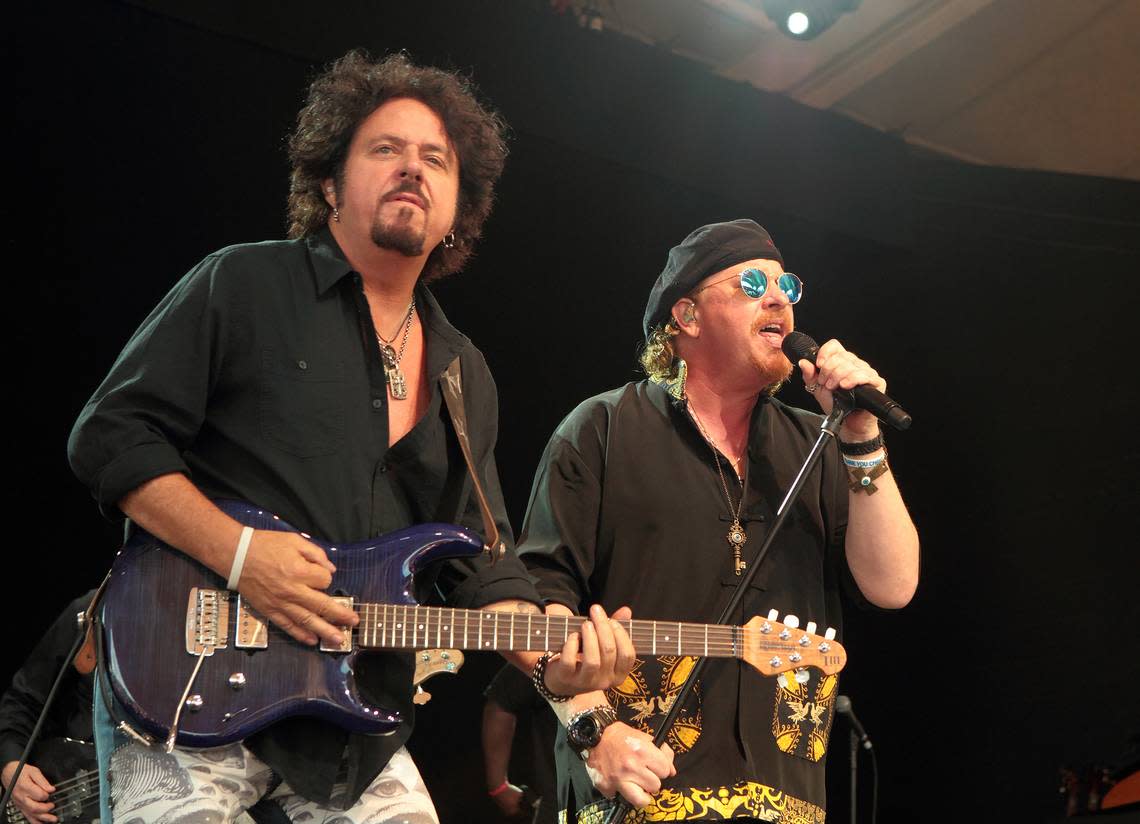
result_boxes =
[375,296,415,401]
[689,403,749,576]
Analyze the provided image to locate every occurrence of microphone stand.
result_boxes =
[849,729,858,824]
[600,398,852,824]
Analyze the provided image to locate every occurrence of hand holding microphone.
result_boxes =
[782,331,912,431]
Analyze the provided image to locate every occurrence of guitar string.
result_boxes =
[205,597,821,654]
[252,628,746,655]
[242,624,747,654]
[23,769,98,795]
[246,623,790,657]
[12,771,100,812]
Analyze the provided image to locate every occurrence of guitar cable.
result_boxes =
[2,579,108,818]
[0,614,91,815]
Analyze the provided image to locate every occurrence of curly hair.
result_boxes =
[287,51,508,282]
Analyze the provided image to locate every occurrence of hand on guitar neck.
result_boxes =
[499,603,637,700]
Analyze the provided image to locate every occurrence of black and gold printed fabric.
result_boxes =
[771,669,837,763]
[569,785,825,823]
[561,658,832,822]
[608,656,704,756]
[520,382,856,823]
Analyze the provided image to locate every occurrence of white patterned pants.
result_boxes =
[105,741,438,824]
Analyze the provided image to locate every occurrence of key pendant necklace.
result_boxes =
[690,404,750,575]
[375,296,415,401]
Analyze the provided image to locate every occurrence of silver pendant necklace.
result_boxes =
[689,404,749,576]
[375,296,415,401]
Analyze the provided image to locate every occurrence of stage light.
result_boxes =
[787,12,810,36]
[762,0,861,41]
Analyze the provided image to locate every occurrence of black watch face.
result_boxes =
[570,715,600,748]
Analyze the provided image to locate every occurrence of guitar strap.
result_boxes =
[439,356,505,562]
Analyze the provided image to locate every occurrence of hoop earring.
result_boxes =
[442,231,456,249]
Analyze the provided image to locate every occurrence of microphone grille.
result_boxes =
[835,694,853,714]
[782,331,819,364]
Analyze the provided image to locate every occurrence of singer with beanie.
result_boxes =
[516,219,920,822]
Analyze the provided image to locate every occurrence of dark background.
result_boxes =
[5,1,1139,821]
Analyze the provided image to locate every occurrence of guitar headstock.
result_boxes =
[741,610,847,676]
[412,648,465,686]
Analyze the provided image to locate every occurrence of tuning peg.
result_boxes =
[767,608,779,621]
[806,621,817,634]
[824,627,837,640]
[783,614,799,629]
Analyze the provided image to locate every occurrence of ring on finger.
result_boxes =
[805,383,819,393]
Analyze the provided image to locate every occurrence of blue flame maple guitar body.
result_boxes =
[100,500,484,748]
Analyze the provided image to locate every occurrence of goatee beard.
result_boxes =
[371,215,426,257]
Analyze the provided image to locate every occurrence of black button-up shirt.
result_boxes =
[518,381,853,820]
[0,592,96,767]
[68,228,540,805]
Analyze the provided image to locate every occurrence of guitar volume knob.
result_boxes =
[229,673,246,690]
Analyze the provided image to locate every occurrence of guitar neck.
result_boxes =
[355,604,741,659]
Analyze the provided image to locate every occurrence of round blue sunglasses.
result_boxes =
[695,268,803,304]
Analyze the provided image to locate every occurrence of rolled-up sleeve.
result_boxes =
[67,255,229,517]
[517,430,604,614]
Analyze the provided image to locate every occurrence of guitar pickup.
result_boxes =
[320,597,354,653]
[235,596,269,649]
[185,588,229,655]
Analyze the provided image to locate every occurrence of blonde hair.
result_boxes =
[638,320,682,384]
[639,318,787,398]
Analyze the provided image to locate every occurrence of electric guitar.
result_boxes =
[4,738,97,824]
[101,500,846,750]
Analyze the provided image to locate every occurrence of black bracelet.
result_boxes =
[532,652,571,702]
[839,433,884,455]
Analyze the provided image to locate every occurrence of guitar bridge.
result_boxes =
[185,588,229,655]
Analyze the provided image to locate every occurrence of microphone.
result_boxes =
[835,694,872,750]
[782,331,912,431]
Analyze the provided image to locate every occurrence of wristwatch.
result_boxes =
[566,705,618,759]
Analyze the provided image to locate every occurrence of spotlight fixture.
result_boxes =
[762,0,861,40]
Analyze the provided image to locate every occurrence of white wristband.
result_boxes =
[227,526,254,590]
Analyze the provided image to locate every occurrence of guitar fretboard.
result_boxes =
[356,604,742,659]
